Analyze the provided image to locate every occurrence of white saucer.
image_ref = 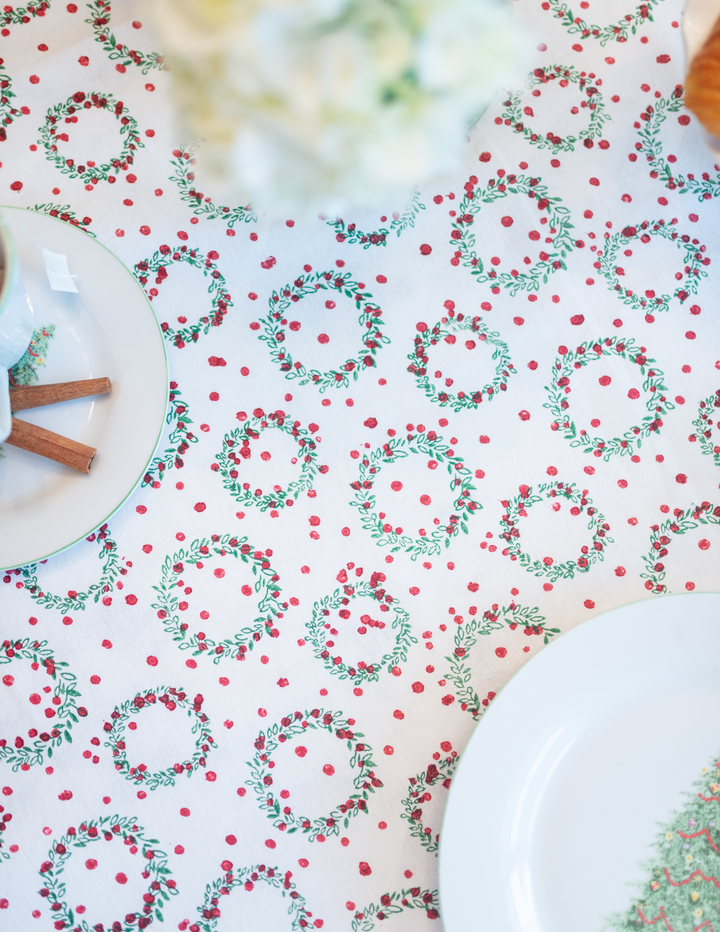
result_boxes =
[0,207,168,570]
[439,592,720,932]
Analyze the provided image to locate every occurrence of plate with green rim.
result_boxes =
[0,207,168,570]
[440,592,720,931]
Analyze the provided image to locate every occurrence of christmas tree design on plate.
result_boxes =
[608,753,720,930]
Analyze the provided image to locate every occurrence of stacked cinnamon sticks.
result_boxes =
[5,377,111,473]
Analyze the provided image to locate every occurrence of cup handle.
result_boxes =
[0,371,11,444]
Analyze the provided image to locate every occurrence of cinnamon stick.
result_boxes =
[10,377,111,412]
[5,417,96,474]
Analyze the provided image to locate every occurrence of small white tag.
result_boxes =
[42,248,78,293]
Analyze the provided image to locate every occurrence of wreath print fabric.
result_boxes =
[1,0,719,929]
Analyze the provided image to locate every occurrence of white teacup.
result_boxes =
[0,213,34,443]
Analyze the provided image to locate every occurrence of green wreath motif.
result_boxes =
[634,85,720,201]
[0,0,51,33]
[247,708,383,842]
[194,863,314,932]
[16,525,125,612]
[642,501,720,594]
[408,312,515,412]
[541,0,664,45]
[0,799,12,861]
[142,381,198,488]
[451,172,575,295]
[38,91,144,184]
[501,65,609,153]
[499,481,613,581]
[85,0,166,75]
[103,686,215,790]
[691,392,720,468]
[0,638,83,770]
[349,431,481,560]
[16,525,125,611]
[400,751,458,856]
[169,142,257,226]
[351,888,440,930]
[445,605,559,721]
[543,337,674,460]
[258,270,389,392]
[31,203,95,236]
[151,534,286,663]
[38,815,178,931]
[327,189,425,247]
[0,60,24,141]
[306,575,416,684]
[135,244,233,349]
[596,220,708,314]
[214,410,323,512]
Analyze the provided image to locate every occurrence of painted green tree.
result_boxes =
[1,324,55,459]
[608,752,720,930]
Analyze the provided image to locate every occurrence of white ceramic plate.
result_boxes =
[0,207,168,570]
[439,592,720,932]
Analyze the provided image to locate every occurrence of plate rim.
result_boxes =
[438,590,720,931]
[0,205,169,571]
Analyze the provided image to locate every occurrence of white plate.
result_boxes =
[0,207,168,570]
[439,592,720,932]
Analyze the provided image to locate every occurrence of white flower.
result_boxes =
[144,0,533,216]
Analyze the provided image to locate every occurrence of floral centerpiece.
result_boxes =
[145,0,531,215]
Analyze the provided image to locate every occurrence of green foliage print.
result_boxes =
[17,524,125,612]
[135,244,233,348]
[31,203,95,235]
[408,311,515,411]
[0,58,24,141]
[85,0,167,74]
[142,381,198,488]
[38,91,144,184]
[151,534,286,662]
[214,409,325,511]
[351,888,440,930]
[0,798,11,860]
[543,337,674,460]
[642,501,720,594]
[451,172,575,295]
[541,0,664,46]
[8,324,55,388]
[2,324,55,459]
[0,0,52,33]
[501,65,610,153]
[349,431,481,560]
[258,269,388,392]
[445,604,559,721]
[306,573,417,684]
[327,189,425,247]
[400,750,458,855]
[169,142,257,226]
[247,708,382,841]
[499,481,613,581]
[606,752,720,930]
[103,686,215,790]
[38,816,178,931]
[690,392,720,468]
[195,863,315,931]
[596,220,708,314]
[0,637,84,770]
[634,85,720,202]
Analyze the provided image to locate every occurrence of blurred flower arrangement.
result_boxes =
[146,0,530,217]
